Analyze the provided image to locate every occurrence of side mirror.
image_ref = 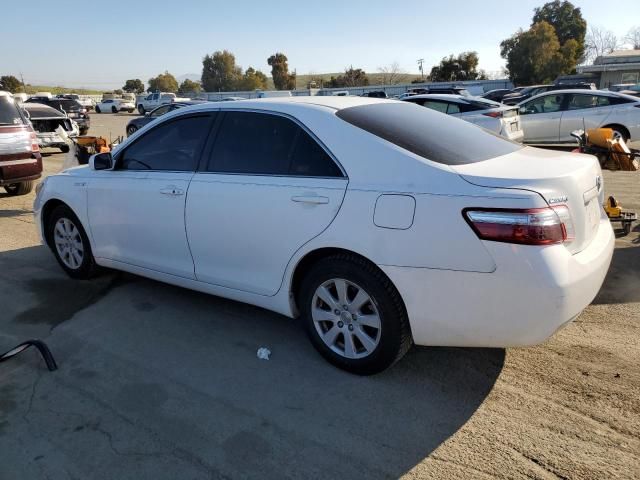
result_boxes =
[91,152,113,170]
[145,111,150,117]
[519,106,527,114]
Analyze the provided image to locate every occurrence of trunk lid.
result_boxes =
[452,146,603,254]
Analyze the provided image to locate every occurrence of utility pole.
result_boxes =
[20,72,26,93]
[417,59,425,80]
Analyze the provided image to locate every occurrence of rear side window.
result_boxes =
[336,102,523,165]
[119,115,212,171]
[208,111,342,177]
[0,96,26,125]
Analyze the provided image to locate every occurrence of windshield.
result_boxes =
[49,99,81,112]
[336,102,523,165]
[0,96,27,125]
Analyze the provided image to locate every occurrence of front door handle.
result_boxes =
[160,186,184,196]
[291,195,330,205]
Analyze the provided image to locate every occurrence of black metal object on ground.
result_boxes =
[0,339,58,371]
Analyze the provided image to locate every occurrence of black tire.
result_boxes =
[79,128,88,136]
[126,125,137,136]
[128,109,134,114]
[138,105,145,115]
[95,106,101,113]
[299,253,412,375]
[60,144,70,153]
[111,106,118,114]
[47,205,98,279]
[4,181,34,196]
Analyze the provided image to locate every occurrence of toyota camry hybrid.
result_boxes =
[34,97,614,375]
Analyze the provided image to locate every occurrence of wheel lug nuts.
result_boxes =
[348,324,354,331]
[334,309,340,315]
[343,305,348,310]
[338,321,344,328]
[352,314,357,320]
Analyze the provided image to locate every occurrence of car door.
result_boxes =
[558,93,613,142]
[87,113,214,278]
[186,110,348,296]
[519,93,566,143]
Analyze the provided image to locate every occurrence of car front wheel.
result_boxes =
[47,205,98,279]
[112,106,118,114]
[138,105,145,115]
[299,253,412,375]
[95,106,101,113]
[126,125,137,136]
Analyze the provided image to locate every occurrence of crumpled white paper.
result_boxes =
[256,347,271,360]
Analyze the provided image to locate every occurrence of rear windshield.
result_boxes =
[0,96,26,125]
[466,98,501,109]
[49,99,81,111]
[335,102,523,165]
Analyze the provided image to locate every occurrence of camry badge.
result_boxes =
[548,195,568,204]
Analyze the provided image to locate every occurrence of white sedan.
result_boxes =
[402,94,524,142]
[95,98,135,114]
[34,97,614,374]
[518,89,640,144]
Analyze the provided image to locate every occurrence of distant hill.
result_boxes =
[18,85,105,95]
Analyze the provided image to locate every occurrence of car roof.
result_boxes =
[175,95,394,113]
[523,89,640,103]
[404,93,470,102]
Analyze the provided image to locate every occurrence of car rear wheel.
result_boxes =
[47,205,98,279]
[299,253,412,375]
[610,127,630,143]
[60,145,70,153]
[126,125,138,136]
[111,106,118,114]
[4,181,34,196]
[95,106,101,113]
[79,128,88,135]
[138,105,145,115]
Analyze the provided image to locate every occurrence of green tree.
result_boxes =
[267,53,296,90]
[122,79,145,94]
[532,0,586,59]
[429,52,487,82]
[239,67,268,91]
[501,21,579,85]
[0,75,22,93]
[147,71,178,93]
[201,50,242,92]
[326,67,370,88]
[178,79,202,94]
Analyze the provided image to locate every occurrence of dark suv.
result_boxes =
[25,96,90,134]
[0,93,42,196]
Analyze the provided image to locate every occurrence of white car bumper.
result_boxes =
[380,212,614,347]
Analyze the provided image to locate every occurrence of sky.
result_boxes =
[1,0,638,90]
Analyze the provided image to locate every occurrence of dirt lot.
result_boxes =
[0,112,639,479]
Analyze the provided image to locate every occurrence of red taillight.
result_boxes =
[483,111,503,118]
[29,131,39,153]
[463,207,570,246]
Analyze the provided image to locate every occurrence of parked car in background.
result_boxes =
[502,85,553,105]
[257,91,293,98]
[12,93,28,103]
[481,89,513,103]
[1,92,42,196]
[22,103,79,152]
[125,101,204,136]
[619,84,640,97]
[220,97,246,101]
[361,91,388,98]
[95,98,135,114]
[402,94,523,142]
[503,83,597,105]
[25,96,90,134]
[57,94,95,111]
[518,90,640,144]
[34,97,613,374]
[136,92,188,114]
[608,83,635,92]
[412,86,471,96]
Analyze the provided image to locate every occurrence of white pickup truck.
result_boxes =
[136,92,189,114]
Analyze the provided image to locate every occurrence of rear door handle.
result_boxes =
[291,195,329,205]
[160,186,184,196]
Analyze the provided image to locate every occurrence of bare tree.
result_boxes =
[584,25,620,64]
[376,62,407,85]
[625,26,640,49]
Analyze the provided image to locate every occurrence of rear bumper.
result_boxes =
[503,128,524,143]
[0,155,43,185]
[380,213,614,347]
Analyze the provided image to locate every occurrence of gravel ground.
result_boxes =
[0,113,638,479]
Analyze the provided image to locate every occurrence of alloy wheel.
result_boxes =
[53,218,84,270]
[311,278,381,359]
